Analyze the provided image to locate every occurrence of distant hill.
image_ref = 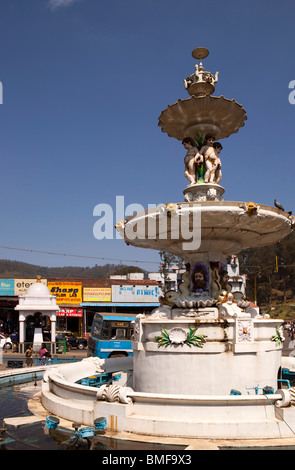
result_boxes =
[239,230,295,308]
[0,259,146,279]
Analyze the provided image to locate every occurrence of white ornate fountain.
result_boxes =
[41,48,295,441]
[116,47,294,397]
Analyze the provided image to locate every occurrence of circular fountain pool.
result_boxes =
[0,383,185,451]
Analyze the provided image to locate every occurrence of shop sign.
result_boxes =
[83,287,112,302]
[48,282,82,304]
[14,278,47,295]
[57,308,83,317]
[0,279,14,296]
[112,285,159,303]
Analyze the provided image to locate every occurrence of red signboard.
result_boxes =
[57,308,83,317]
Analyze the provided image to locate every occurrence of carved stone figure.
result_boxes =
[194,63,219,88]
[178,264,191,296]
[197,134,219,184]
[218,267,232,292]
[209,261,221,299]
[191,263,209,294]
[218,292,248,318]
[213,142,223,184]
[182,137,198,185]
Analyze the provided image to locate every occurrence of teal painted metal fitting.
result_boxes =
[230,389,241,395]
[45,415,60,429]
[94,417,107,430]
[78,427,95,438]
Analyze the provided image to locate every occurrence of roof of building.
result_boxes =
[46,278,159,287]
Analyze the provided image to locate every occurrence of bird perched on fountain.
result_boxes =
[274,199,285,211]
[274,199,292,215]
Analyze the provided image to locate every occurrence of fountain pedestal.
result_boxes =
[183,182,225,202]
[133,313,283,395]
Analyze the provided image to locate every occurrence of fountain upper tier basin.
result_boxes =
[116,200,293,262]
[158,94,247,141]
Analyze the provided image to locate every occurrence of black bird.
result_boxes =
[274,199,293,215]
[274,199,285,211]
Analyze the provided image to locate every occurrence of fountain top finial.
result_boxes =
[184,47,219,97]
[191,47,209,60]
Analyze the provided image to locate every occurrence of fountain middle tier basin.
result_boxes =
[116,200,293,262]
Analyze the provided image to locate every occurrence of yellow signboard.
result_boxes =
[83,287,111,302]
[48,282,82,304]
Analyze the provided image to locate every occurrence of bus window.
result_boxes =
[101,324,110,340]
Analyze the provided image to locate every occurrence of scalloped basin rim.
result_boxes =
[158,95,247,141]
[117,201,293,253]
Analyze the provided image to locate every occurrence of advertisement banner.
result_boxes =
[57,308,83,317]
[112,285,159,303]
[14,278,47,295]
[83,287,112,302]
[48,282,82,304]
[0,279,14,296]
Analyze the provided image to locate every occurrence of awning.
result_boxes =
[80,302,160,307]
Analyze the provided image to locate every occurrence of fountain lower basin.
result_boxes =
[39,356,295,440]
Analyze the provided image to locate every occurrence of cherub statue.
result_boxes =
[213,142,223,184]
[182,137,199,185]
[197,134,219,184]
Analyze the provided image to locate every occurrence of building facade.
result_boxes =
[0,276,160,338]
[0,259,246,339]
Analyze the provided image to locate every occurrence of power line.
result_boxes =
[4,245,294,269]
[0,245,161,266]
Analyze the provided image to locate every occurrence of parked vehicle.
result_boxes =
[43,330,88,350]
[0,333,12,349]
[56,332,88,350]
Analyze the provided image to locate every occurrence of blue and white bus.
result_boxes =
[88,313,135,358]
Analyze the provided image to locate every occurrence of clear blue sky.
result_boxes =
[0,0,294,271]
